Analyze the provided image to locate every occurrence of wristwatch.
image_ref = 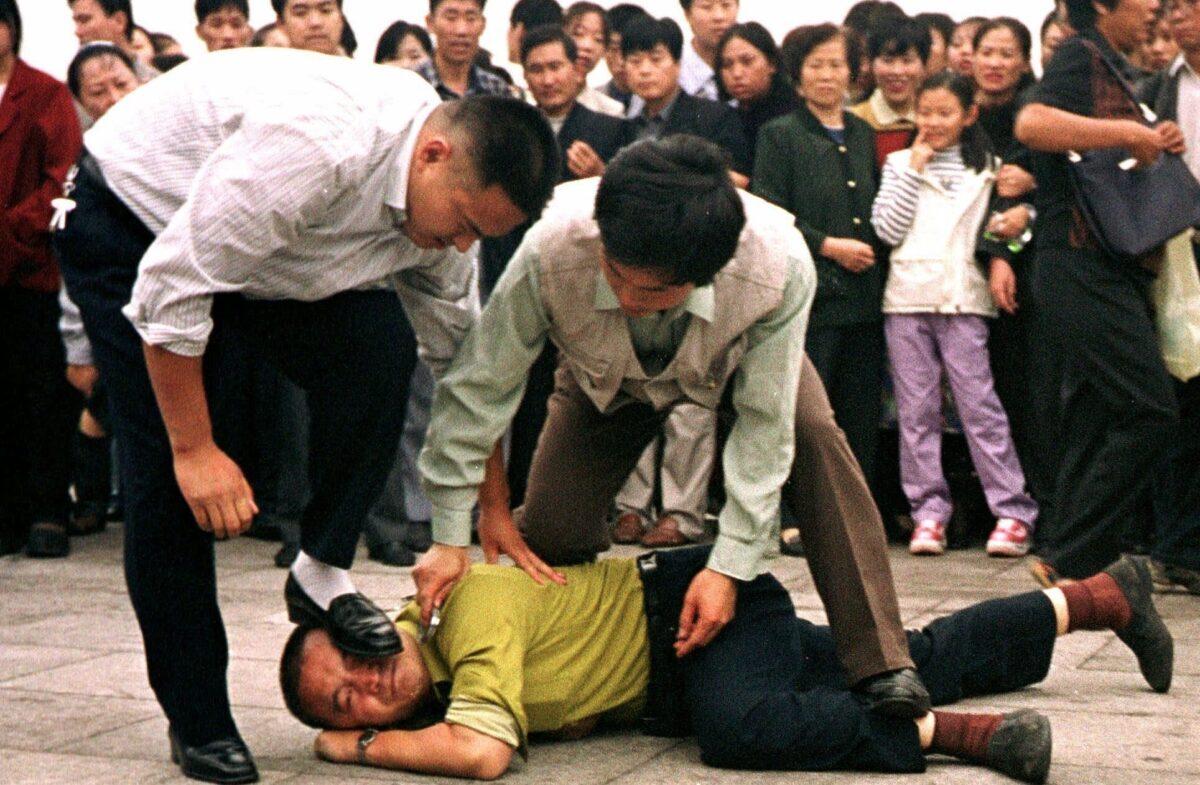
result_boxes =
[357,728,380,766]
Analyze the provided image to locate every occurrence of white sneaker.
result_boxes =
[987,518,1032,557]
[909,520,947,555]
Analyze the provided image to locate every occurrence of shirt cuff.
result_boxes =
[431,504,475,547]
[121,302,212,357]
[64,339,94,366]
[444,699,524,757]
[706,533,770,583]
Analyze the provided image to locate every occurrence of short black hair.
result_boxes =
[781,23,859,86]
[442,96,559,219]
[914,12,955,47]
[868,15,931,64]
[0,0,21,56]
[1064,0,1119,31]
[607,3,650,44]
[152,52,188,72]
[195,0,249,24]
[843,0,905,37]
[280,625,325,729]
[510,0,562,30]
[521,23,577,64]
[68,0,134,39]
[621,16,683,61]
[564,1,609,41]
[149,31,179,55]
[679,0,738,12]
[375,20,433,64]
[271,0,343,16]
[67,42,137,99]
[430,0,486,13]
[595,136,746,288]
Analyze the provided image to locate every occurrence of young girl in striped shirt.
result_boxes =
[872,72,1038,558]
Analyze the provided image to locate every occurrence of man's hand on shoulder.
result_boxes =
[412,543,471,626]
[674,568,738,658]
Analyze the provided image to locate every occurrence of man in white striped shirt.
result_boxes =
[53,47,558,785]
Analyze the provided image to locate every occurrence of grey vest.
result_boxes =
[529,179,803,413]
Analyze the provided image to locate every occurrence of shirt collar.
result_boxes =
[384,101,440,213]
[1172,54,1200,80]
[868,88,914,126]
[593,269,715,323]
[629,87,681,123]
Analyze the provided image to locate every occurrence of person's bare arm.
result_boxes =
[316,723,514,780]
[1014,104,1178,165]
[143,343,256,539]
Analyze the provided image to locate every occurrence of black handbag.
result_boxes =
[1066,41,1200,259]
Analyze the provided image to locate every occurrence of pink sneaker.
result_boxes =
[987,518,1031,558]
[909,520,947,555]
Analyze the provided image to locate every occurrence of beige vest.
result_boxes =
[528,178,807,413]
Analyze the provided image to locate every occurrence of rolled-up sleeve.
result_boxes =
[419,239,552,546]
[390,246,480,379]
[58,288,92,366]
[709,245,816,582]
[122,121,341,356]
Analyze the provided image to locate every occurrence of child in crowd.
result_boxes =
[872,73,1038,558]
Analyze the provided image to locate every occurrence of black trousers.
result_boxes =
[806,322,885,482]
[54,162,417,744]
[0,286,77,548]
[681,569,1056,773]
[1154,376,1200,571]
[1036,247,1178,578]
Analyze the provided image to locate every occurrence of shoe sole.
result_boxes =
[169,736,259,785]
[909,542,946,556]
[870,694,932,719]
[987,542,1031,558]
[989,710,1052,784]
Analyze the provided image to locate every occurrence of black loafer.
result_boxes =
[273,541,299,570]
[284,574,402,658]
[168,728,259,785]
[25,522,70,559]
[1105,555,1174,693]
[984,709,1052,784]
[855,667,931,718]
[368,540,416,567]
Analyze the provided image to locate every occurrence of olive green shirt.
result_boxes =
[396,560,650,756]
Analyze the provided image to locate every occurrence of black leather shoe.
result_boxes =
[855,667,931,718]
[284,574,402,658]
[984,710,1052,784]
[25,522,70,559]
[368,540,416,567]
[168,728,259,784]
[1105,555,1174,693]
[273,541,299,569]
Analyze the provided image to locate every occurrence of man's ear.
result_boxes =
[414,136,454,172]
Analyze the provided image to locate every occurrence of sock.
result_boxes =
[291,551,356,610]
[930,710,1004,764]
[1061,572,1132,633]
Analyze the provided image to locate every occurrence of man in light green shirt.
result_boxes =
[411,136,927,711]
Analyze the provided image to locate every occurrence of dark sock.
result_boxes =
[1061,572,1132,633]
[72,430,112,504]
[930,710,1004,764]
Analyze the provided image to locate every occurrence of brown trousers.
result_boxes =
[515,355,913,682]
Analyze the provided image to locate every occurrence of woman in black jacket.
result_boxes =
[716,22,798,170]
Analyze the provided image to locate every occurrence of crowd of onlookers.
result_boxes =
[1,0,1198,598]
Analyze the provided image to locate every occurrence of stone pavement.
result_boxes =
[2,527,1198,785]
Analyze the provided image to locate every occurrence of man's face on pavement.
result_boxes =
[71,0,128,46]
[297,629,431,729]
[404,134,528,252]
[279,0,343,56]
[197,6,253,51]
[427,0,486,67]
[600,252,695,318]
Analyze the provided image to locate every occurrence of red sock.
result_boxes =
[930,710,1004,763]
[1061,572,1132,632]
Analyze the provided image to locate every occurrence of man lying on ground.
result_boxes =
[279,548,1172,784]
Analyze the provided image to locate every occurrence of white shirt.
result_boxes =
[1171,56,1200,181]
[85,48,476,376]
[679,39,719,101]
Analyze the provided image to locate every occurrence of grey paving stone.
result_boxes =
[2,749,294,785]
[0,689,161,751]
[0,643,110,683]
